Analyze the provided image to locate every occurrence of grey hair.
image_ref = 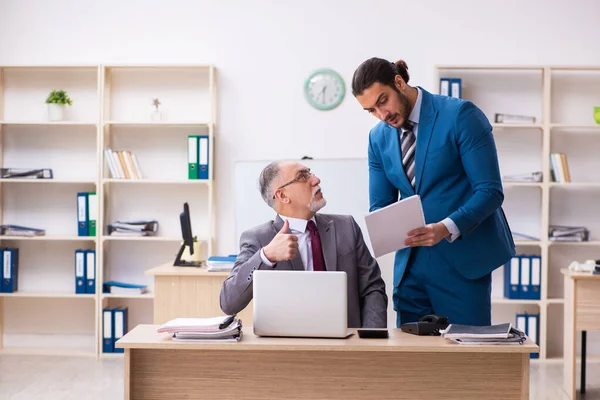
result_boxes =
[258,161,282,208]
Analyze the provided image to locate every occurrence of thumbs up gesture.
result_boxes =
[263,219,299,263]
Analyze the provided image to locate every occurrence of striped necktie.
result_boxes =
[401,121,416,187]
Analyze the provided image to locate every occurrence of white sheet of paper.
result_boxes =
[364,195,426,258]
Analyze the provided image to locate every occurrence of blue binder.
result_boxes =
[77,192,89,236]
[504,256,521,299]
[103,309,114,353]
[75,249,86,294]
[85,250,96,294]
[198,135,209,180]
[520,255,532,299]
[530,255,541,300]
[516,312,539,359]
[439,78,450,96]
[2,248,19,293]
[450,78,462,99]
[112,307,129,353]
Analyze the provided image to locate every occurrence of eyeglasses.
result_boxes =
[273,169,314,198]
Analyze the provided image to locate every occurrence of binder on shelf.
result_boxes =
[75,249,86,294]
[520,256,531,299]
[439,78,450,96]
[450,78,462,99]
[528,314,539,359]
[188,135,198,179]
[103,309,113,353]
[1,248,19,293]
[88,192,97,237]
[198,135,209,180]
[113,307,129,353]
[85,250,96,294]
[530,256,541,300]
[504,256,520,299]
[77,192,89,236]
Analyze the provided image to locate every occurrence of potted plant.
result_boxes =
[45,90,73,121]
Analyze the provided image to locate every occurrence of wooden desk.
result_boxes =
[117,324,538,400]
[563,269,600,399]
[145,263,252,325]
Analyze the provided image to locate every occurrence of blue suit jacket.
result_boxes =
[368,88,515,288]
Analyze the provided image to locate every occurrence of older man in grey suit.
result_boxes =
[220,160,388,328]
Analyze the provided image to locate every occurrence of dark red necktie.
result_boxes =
[307,220,326,271]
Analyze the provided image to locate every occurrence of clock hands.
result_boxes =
[321,85,327,104]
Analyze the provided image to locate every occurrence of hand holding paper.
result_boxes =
[405,222,450,247]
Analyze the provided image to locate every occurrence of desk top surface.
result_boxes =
[116,324,539,354]
[145,263,230,277]
[560,268,600,280]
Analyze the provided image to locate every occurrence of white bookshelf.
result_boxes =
[436,65,600,362]
[0,64,217,357]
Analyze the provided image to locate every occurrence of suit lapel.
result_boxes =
[316,215,337,271]
[414,87,438,193]
[272,215,304,271]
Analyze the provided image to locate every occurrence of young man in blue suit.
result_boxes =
[352,57,515,327]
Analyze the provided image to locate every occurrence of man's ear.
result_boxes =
[274,189,290,204]
[394,75,406,92]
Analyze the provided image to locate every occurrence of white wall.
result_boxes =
[2,0,600,254]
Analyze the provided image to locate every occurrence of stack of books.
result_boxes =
[502,171,542,183]
[441,323,526,345]
[549,225,589,242]
[0,168,53,179]
[107,220,158,237]
[104,148,144,180]
[0,224,45,237]
[157,315,242,342]
[207,255,236,272]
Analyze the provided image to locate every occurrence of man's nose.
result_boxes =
[311,175,321,185]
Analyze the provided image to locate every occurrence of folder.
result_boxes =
[113,307,129,353]
[450,78,462,99]
[75,249,86,294]
[87,192,97,237]
[528,314,539,359]
[103,309,114,353]
[516,313,527,334]
[439,78,450,96]
[520,256,531,299]
[198,135,209,180]
[530,256,541,300]
[188,135,198,179]
[77,192,89,236]
[504,256,520,299]
[2,248,18,293]
[85,250,96,294]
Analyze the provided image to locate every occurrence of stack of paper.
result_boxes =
[0,224,46,237]
[441,323,526,345]
[157,315,242,342]
[102,281,148,295]
[107,220,158,237]
[502,171,543,182]
[549,225,589,242]
[207,255,236,272]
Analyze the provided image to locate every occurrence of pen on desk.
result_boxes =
[219,314,236,329]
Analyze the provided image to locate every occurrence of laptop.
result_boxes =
[252,270,352,338]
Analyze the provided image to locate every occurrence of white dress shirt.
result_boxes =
[260,215,316,270]
[403,87,461,242]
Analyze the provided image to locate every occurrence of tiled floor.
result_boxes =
[0,354,599,399]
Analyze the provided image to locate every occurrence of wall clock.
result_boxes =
[304,68,345,111]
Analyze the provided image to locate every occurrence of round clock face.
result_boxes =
[304,68,345,111]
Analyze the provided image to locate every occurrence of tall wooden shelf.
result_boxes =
[0,64,216,357]
[435,65,600,362]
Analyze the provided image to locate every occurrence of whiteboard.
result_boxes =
[233,158,374,252]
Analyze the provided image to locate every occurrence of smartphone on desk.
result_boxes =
[357,329,389,339]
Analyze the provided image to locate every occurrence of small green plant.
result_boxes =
[45,90,73,106]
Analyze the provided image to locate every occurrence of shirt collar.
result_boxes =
[279,215,317,233]
[407,86,422,127]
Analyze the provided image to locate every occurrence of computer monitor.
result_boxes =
[173,202,200,267]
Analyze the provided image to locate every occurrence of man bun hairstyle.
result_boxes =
[352,57,410,96]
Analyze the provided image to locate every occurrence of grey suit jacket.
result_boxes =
[220,213,388,328]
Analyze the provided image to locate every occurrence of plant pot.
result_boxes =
[47,103,65,121]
